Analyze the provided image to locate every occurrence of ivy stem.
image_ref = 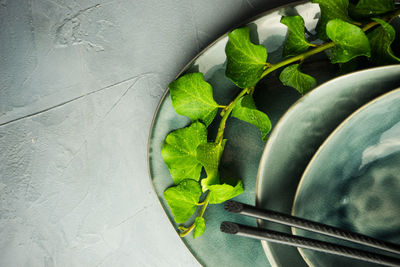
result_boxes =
[197,200,207,205]
[179,193,211,237]
[260,41,335,79]
[215,87,250,144]
[362,20,380,31]
[198,192,210,217]
[362,9,400,30]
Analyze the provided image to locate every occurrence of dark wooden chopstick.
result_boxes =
[221,200,400,267]
[220,221,400,267]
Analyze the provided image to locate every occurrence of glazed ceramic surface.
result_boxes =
[148,0,400,265]
[256,65,400,266]
[292,88,400,267]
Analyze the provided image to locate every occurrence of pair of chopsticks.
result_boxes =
[220,201,400,267]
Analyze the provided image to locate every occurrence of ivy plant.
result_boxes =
[161,0,400,238]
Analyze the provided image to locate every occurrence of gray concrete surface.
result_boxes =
[0,0,293,266]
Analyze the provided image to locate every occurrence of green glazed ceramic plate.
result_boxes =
[148,0,400,265]
[292,88,400,267]
[256,65,400,267]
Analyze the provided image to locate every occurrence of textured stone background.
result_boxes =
[0,0,293,266]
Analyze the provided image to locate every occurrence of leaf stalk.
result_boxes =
[260,42,335,79]
[215,87,250,144]
[179,193,211,237]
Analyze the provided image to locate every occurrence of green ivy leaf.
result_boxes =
[352,0,395,17]
[197,141,226,191]
[231,95,271,141]
[193,217,206,238]
[279,64,317,95]
[326,19,371,63]
[196,141,225,175]
[169,73,218,126]
[164,179,202,223]
[313,0,353,40]
[161,121,207,184]
[368,18,400,65]
[225,27,267,88]
[281,16,313,57]
[208,181,244,204]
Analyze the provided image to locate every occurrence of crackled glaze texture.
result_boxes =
[0,0,297,266]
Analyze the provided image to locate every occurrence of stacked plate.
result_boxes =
[256,66,400,267]
[148,1,400,266]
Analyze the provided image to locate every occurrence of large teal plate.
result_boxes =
[148,1,399,266]
[293,88,400,267]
